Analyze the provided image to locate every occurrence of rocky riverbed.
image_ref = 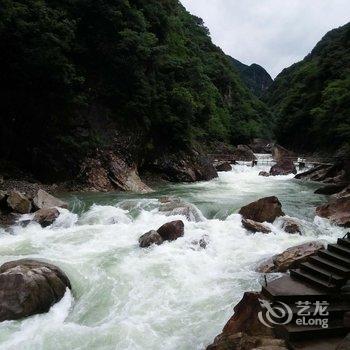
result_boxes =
[0,154,348,350]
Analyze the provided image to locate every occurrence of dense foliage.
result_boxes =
[229,57,273,97]
[267,22,350,152]
[0,0,272,179]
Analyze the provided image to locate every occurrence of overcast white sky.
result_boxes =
[180,0,350,78]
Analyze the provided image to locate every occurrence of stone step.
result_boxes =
[318,250,350,268]
[290,269,337,292]
[262,275,334,303]
[328,244,350,259]
[299,262,346,287]
[309,256,350,277]
[338,238,350,249]
[274,321,349,342]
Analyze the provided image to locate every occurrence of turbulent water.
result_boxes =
[0,159,347,350]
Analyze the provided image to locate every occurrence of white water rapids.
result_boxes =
[0,159,347,350]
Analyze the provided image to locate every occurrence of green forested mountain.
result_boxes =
[0,0,272,180]
[267,22,350,152]
[229,57,273,97]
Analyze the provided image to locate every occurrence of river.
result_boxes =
[0,159,346,350]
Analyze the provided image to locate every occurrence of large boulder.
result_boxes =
[157,220,184,241]
[138,230,164,248]
[6,190,32,214]
[239,196,285,223]
[206,292,288,350]
[316,196,350,227]
[270,159,297,176]
[248,139,273,154]
[33,208,60,227]
[158,197,203,222]
[257,241,325,273]
[0,259,71,321]
[151,151,218,183]
[295,162,347,184]
[80,151,153,193]
[272,145,296,163]
[139,220,185,248]
[242,218,271,234]
[214,161,232,172]
[109,155,153,193]
[233,145,256,161]
[33,189,68,210]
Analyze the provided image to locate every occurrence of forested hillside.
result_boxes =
[0,0,272,181]
[267,22,350,153]
[229,57,273,96]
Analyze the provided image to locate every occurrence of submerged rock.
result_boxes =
[259,171,270,177]
[7,190,32,214]
[214,161,232,172]
[206,292,288,350]
[239,196,284,223]
[281,217,302,234]
[257,241,324,273]
[316,196,350,227]
[139,230,164,248]
[158,197,203,222]
[157,220,184,241]
[33,208,60,227]
[0,259,71,321]
[191,235,209,249]
[242,218,271,234]
[270,159,297,176]
[33,189,68,209]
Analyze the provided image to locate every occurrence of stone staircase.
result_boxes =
[262,233,350,349]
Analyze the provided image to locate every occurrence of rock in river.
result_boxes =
[0,259,71,321]
[259,171,270,177]
[6,190,32,214]
[33,208,60,227]
[158,197,203,222]
[281,217,302,234]
[239,196,285,223]
[316,196,350,227]
[214,161,232,172]
[270,159,297,176]
[33,189,68,209]
[139,220,185,248]
[242,218,271,234]
[157,220,184,241]
[139,230,164,248]
[257,241,325,273]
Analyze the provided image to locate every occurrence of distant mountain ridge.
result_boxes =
[266,22,350,152]
[229,57,273,96]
